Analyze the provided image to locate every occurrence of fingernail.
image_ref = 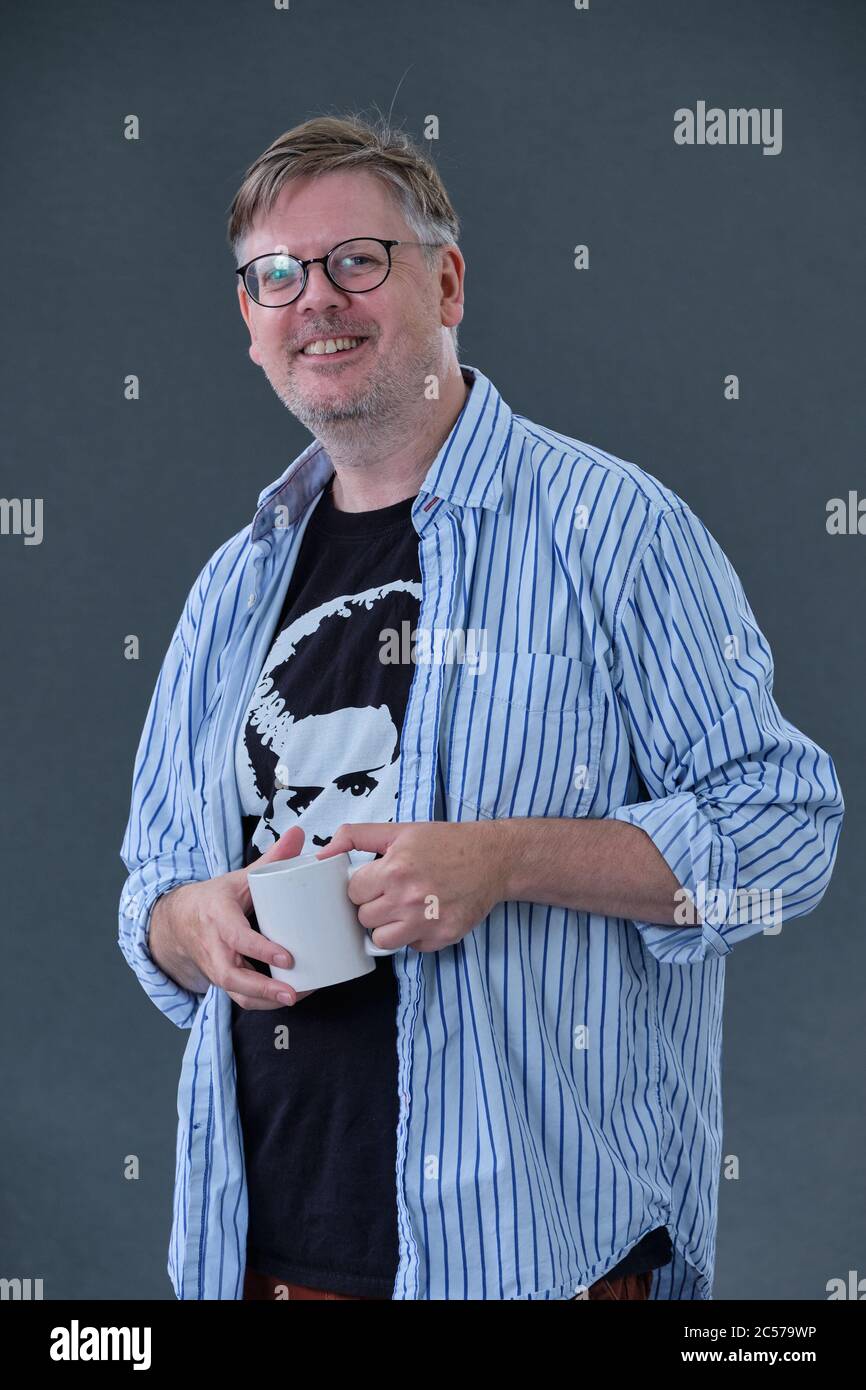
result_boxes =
[275,953,291,967]
[277,991,293,1004]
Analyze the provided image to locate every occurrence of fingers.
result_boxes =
[218,953,297,1007]
[228,984,317,1010]
[315,822,398,860]
[200,892,292,974]
[229,914,295,972]
[228,991,286,1010]
[355,894,397,929]
[218,946,319,1010]
[346,868,386,908]
[364,923,408,951]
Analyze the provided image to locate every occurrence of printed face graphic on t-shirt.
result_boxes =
[253,703,400,857]
[236,582,421,861]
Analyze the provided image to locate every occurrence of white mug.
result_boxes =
[246,850,399,992]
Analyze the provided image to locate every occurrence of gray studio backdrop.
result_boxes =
[1,0,862,1300]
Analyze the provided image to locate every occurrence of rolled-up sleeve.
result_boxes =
[118,615,209,1028]
[609,504,845,965]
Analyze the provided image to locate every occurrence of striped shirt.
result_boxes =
[118,361,844,1300]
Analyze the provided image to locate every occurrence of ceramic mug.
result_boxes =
[247,850,399,992]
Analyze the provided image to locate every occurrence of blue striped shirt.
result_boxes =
[118,361,843,1300]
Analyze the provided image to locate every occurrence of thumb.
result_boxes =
[255,824,306,865]
[238,826,306,886]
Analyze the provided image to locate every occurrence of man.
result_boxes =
[118,115,844,1301]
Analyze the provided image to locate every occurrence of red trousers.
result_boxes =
[243,1267,653,1301]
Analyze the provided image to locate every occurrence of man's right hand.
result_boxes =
[147,827,316,1009]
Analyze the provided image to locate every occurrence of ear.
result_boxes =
[237,281,263,367]
[438,245,466,332]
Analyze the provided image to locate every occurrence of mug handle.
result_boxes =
[349,850,400,957]
[364,934,400,958]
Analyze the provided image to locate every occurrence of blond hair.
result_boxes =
[227,113,461,350]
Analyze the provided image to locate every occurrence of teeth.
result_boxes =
[301,336,365,355]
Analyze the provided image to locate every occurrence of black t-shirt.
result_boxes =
[230,475,672,1296]
[604,1224,671,1281]
[231,480,422,1297]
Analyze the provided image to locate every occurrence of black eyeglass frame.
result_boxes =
[235,237,445,306]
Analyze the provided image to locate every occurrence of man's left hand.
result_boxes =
[315,821,511,954]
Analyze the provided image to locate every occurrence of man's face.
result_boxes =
[236,169,463,432]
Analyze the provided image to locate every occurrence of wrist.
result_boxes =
[147,891,175,971]
[483,817,526,903]
[149,886,208,994]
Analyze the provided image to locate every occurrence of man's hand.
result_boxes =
[315,821,510,952]
[148,827,317,1009]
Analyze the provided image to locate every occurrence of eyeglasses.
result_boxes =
[236,237,444,307]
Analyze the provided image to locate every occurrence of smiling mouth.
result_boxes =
[297,336,370,360]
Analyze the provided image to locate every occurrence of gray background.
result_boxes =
[1,0,862,1300]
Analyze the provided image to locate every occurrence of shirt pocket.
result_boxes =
[440,649,604,821]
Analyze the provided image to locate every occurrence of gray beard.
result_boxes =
[281,375,390,432]
[277,342,440,439]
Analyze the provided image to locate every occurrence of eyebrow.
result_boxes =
[333,763,388,779]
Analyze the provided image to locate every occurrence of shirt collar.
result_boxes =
[250,361,513,542]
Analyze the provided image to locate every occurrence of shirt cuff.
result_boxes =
[118,861,208,1027]
[610,790,740,964]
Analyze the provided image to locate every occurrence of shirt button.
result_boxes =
[247,593,257,608]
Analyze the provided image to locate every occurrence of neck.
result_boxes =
[323,360,471,512]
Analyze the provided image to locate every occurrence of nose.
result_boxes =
[296,259,352,311]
